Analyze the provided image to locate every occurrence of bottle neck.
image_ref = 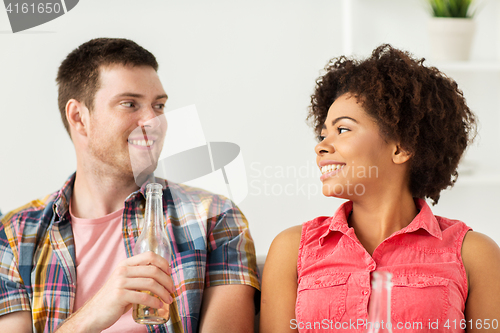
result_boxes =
[366,271,393,333]
[134,183,171,262]
[143,192,164,233]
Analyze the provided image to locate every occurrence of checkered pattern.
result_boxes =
[0,174,260,333]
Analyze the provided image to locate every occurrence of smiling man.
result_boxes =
[0,38,260,333]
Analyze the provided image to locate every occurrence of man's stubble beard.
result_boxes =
[87,131,135,182]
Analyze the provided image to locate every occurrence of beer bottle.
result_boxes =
[133,183,171,324]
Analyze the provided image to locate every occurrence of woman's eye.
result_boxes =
[317,135,326,142]
[338,127,349,134]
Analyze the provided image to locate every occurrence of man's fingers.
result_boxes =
[120,251,171,275]
[120,265,174,294]
[122,277,173,304]
[123,289,166,310]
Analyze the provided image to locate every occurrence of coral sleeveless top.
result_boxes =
[296,198,471,333]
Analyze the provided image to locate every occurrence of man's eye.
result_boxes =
[155,103,165,111]
[121,102,135,108]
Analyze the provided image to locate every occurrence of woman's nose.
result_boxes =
[315,136,334,156]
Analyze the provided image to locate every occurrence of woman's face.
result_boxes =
[315,93,401,200]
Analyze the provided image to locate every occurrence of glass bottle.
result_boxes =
[365,271,393,333]
[133,183,171,325]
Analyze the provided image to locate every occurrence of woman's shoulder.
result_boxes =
[269,217,335,256]
[461,230,500,320]
[462,231,500,275]
[270,216,331,249]
[462,230,499,248]
[266,217,337,272]
[271,225,303,252]
[462,230,500,291]
[263,226,303,285]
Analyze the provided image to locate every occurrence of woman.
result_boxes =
[260,44,500,332]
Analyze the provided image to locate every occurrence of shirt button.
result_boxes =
[363,290,369,295]
[314,280,321,285]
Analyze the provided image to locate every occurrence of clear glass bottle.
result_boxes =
[365,271,393,333]
[133,183,171,325]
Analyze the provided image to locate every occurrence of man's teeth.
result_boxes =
[129,139,154,146]
[320,164,345,174]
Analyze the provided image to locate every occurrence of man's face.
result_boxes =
[87,64,168,182]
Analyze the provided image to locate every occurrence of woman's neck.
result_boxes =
[348,191,418,255]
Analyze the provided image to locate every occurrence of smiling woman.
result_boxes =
[314,94,400,200]
[259,44,500,333]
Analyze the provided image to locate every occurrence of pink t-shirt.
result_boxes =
[70,206,148,333]
[296,198,471,333]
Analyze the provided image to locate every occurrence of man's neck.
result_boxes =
[71,168,140,219]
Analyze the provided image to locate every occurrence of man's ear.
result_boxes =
[66,99,89,137]
[393,144,412,164]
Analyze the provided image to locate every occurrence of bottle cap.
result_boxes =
[146,183,163,195]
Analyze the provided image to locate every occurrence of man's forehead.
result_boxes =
[98,63,158,79]
[96,64,165,96]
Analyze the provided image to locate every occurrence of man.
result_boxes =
[0,38,260,333]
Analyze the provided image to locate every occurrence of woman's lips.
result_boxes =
[319,163,346,181]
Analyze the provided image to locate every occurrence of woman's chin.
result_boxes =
[322,188,349,200]
[321,179,368,199]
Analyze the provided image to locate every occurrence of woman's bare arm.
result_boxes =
[0,311,32,333]
[260,225,302,333]
[462,231,500,332]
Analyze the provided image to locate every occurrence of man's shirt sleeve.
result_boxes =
[0,215,31,316]
[205,198,260,291]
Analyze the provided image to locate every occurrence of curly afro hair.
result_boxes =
[307,44,477,205]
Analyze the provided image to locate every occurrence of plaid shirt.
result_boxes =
[0,174,260,333]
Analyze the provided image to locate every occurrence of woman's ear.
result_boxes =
[66,99,89,138]
[393,144,412,164]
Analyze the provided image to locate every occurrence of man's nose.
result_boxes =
[138,106,160,129]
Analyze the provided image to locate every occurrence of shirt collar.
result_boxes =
[396,198,442,240]
[53,173,76,222]
[52,173,169,222]
[318,201,353,246]
[318,198,442,246]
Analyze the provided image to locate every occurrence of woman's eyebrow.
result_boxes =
[322,116,358,129]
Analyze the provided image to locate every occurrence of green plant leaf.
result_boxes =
[427,0,474,18]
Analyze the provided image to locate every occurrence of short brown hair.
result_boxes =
[56,38,159,136]
[308,44,477,205]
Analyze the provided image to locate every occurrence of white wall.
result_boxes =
[1,0,499,257]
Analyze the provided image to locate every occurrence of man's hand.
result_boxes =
[56,251,174,333]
